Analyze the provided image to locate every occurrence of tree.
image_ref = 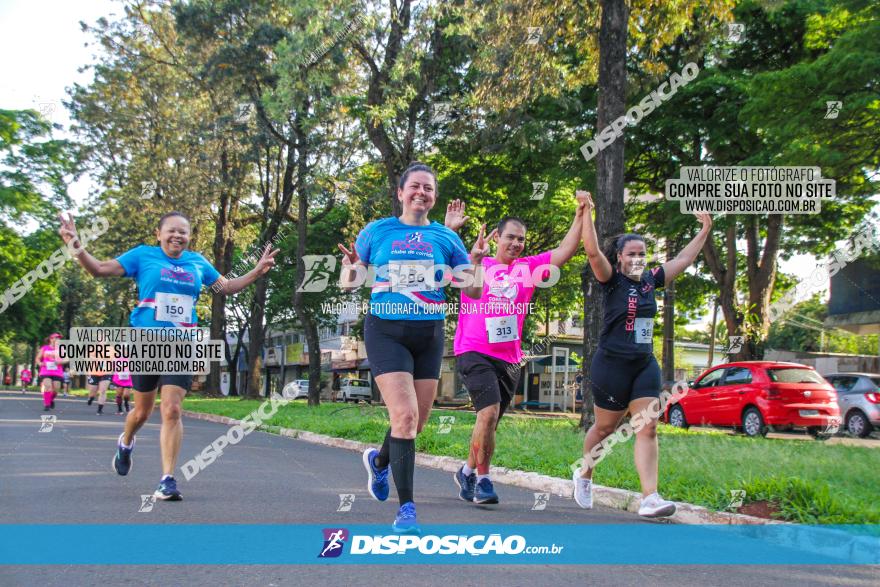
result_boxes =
[351,0,474,216]
[0,109,77,350]
[175,0,366,401]
[631,0,880,361]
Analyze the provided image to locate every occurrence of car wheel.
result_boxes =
[742,407,768,438]
[668,405,688,429]
[807,427,832,441]
[846,410,873,438]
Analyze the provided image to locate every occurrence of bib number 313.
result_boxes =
[155,292,194,323]
[486,315,519,344]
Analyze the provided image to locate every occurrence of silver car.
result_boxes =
[824,373,880,437]
[281,379,310,400]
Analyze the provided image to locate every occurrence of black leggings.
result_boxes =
[590,347,661,411]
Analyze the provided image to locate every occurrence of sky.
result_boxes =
[1,0,875,329]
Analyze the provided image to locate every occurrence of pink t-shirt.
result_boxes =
[112,366,133,388]
[21,369,32,382]
[454,251,552,363]
[38,345,64,377]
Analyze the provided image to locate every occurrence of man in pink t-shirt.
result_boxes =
[451,194,586,504]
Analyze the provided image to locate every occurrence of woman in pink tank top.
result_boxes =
[36,333,66,411]
[112,364,133,414]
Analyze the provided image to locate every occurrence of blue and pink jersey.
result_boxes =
[355,217,471,320]
[115,245,220,328]
[454,251,552,364]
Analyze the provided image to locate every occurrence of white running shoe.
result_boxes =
[572,469,593,509]
[638,492,676,518]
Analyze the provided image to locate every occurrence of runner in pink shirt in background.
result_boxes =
[20,368,32,393]
[450,192,587,504]
[36,333,66,411]
[113,367,133,414]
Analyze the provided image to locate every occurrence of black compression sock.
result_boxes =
[388,436,415,505]
[374,429,392,469]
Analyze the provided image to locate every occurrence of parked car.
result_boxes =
[664,361,840,439]
[823,372,880,438]
[338,378,372,403]
[281,379,309,400]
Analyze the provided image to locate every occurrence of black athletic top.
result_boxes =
[597,265,666,358]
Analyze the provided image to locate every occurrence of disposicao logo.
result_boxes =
[318,528,349,558]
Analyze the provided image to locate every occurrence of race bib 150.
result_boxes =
[155,292,194,322]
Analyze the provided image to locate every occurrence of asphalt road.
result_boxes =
[1,391,877,586]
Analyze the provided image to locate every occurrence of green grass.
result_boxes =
[183,397,880,525]
[70,388,134,401]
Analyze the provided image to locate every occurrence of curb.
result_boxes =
[182,409,775,525]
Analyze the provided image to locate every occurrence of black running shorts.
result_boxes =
[589,347,661,411]
[457,351,521,423]
[86,374,112,385]
[130,374,193,393]
[364,314,445,380]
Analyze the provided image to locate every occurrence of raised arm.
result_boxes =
[462,224,495,300]
[58,213,124,277]
[578,191,613,283]
[444,199,469,232]
[337,242,365,293]
[214,244,279,295]
[661,213,712,286]
[550,193,586,267]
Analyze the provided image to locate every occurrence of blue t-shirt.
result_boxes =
[355,217,471,320]
[115,245,221,328]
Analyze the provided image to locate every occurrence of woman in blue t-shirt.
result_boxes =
[338,162,486,534]
[59,211,278,501]
[571,191,712,518]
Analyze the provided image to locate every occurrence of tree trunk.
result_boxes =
[208,157,232,396]
[291,162,324,405]
[226,322,248,397]
[580,0,629,430]
[246,284,267,398]
[703,215,783,361]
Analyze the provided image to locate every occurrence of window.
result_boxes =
[724,367,752,385]
[695,368,725,388]
[766,368,825,384]
[830,376,858,393]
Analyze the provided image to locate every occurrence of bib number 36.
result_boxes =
[634,317,653,344]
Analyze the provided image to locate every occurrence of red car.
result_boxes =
[664,361,840,439]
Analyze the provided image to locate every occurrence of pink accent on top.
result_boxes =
[453,251,551,363]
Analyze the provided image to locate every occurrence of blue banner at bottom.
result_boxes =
[1,524,877,565]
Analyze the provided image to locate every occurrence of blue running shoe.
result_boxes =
[154,476,182,501]
[392,502,420,534]
[112,433,134,476]
[473,477,499,504]
[362,448,389,501]
[453,466,476,502]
